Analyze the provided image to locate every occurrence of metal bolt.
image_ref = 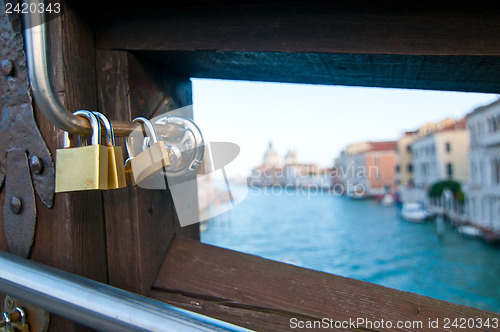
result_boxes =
[1,59,14,76]
[4,296,15,311]
[9,197,22,214]
[30,155,44,174]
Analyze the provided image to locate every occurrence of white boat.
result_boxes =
[381,194,395,206]
[348,188,366,200]
[349,192,366,200]
[400,203,430,223]
[458,225,482,238]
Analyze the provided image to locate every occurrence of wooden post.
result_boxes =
[27,2,107,331]
[1,2,199,330]
[95,50,199,295]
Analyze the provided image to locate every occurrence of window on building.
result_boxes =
[471,161,477,184]
[447,163,453,178]
[421,163,428,176]
[480,161,485,184]
[408,163,413,173]
[470,198,475,219]
[470,126,476,145]
[445,142,451,153]
[406,145,411,153]
[494,160,500,185]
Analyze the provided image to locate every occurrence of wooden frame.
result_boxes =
[151,237,500,331]
[2,1,500,331]
[95,3,500,93]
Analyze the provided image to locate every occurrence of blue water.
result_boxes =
[201,186,500,313]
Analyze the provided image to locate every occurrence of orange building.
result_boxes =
[339,141,397,196]
[364,141,398,194]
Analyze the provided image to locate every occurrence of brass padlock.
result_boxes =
[126,117,171,185]
[55,110,108,192]
[92,111,126,189]
[11,308,29,332]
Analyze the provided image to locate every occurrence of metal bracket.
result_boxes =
[1,1,55,258]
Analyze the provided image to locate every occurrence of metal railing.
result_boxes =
[23,0,181,137]
[0,251,251,332]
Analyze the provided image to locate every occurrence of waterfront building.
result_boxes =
[248,143,333,189]
[396,118,463,204]
[338,141,397,196]
[411,118,469,189]
[247,142,284,187]
[284,163,333,189]
[284,150,298,165]
[337,147,368,196]
[396,118,458,188]
[262,142,282,167]
[466,99,500,233]
[396,130,418,188]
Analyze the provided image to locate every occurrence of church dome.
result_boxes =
[263,142,281,166]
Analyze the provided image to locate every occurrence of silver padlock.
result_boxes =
[153,115,205,177]
[1,311,12,332]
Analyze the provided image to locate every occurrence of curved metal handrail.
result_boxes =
[23,0,180,137]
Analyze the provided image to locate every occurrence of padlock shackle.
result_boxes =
[92,112,115,147]
[73,111,101,146]
[14,308,26,326]
[133,117,159,144]
[2,311,11,331]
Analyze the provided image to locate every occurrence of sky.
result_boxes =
[192,78,499,178]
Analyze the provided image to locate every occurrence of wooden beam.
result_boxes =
[95,4,500,56]
[95,50,200,295]
[93,3,500,93]
[141,51,500,93]
[151,236,500,332]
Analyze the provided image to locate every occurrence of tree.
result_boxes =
[428,180,465,203]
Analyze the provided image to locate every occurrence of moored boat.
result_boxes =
[458,225,483,238]
[400,203,434,223]
[381,193,395,206]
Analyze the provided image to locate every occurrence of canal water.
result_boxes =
[201,185,500,313]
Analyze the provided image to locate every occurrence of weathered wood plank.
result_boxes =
[96,4,500,56]
[151,236,500,331]
[93,3,500,93]
[140,51,500,93]
[26,1,107,331]
[96,50,199,295]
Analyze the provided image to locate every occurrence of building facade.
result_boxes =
[396,131,417,187]
[466,100,500,232]
[396,118,458,188]
[338,141,397,196]
[248,142,333,189]
[411,118,469,189]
